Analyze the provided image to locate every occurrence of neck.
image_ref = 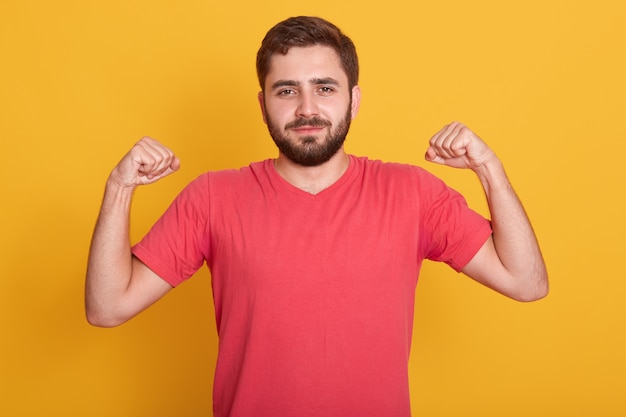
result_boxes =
[274,149,350,195]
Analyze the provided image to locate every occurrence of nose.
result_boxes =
[296,90,319,118]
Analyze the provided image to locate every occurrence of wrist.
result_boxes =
[102,177,136,213]
[107,166,139,191]
[473,157,509,192]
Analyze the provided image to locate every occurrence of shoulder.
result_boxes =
[352,155,443,185]
[182,160,274,202]
[188,160,272,187]
[350,156,465,209]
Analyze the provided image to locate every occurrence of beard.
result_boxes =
[266,106,352,167]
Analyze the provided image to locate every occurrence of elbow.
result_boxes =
[515,286,548,302]
[512,272,549,302]
[85,307,129,328]
[86,316,119,328]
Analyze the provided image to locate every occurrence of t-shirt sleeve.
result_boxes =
[131,173,211,287]
[418,170,493,272]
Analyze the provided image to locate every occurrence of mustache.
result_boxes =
[285,117,332,129]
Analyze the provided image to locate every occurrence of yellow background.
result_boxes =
[1,0,625,415]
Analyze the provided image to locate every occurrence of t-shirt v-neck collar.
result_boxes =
[266,155,359,201]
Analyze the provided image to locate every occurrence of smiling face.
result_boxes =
[259,45,361,166]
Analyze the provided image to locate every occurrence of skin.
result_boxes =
[258,45,361,194]
[85,44,547,328]
[426,122,548,301]
[85,138,178,326]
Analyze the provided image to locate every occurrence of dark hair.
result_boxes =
[256,16,359,91]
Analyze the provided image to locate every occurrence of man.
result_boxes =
[86,16,547,417]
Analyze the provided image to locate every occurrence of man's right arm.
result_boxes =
[85,137,180,327]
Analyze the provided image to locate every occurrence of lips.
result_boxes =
[293,125,325,133]
[285,117,332,130]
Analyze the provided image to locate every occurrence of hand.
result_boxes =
[109,137,180,188]
[425,121,497,170]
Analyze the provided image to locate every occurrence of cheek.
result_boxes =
[329,102,352,122]
[264,102,291,123]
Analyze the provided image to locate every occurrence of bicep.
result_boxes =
[119,256,173,321]
[461,236,519,299]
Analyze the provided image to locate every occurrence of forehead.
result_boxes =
[265,45,348,86]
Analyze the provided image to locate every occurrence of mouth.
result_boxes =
[285,117,331,131]
[292,125,326,135]
[285,117,332,134]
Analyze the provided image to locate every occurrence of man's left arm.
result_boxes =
[425,121,548,301]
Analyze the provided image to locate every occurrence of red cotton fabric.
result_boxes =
[132,155,492,417]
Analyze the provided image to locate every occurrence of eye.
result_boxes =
[277,89,296,96]
[318,86,335,95]
[318,86,338,97]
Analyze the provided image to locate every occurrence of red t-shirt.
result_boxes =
[132,155,492,417]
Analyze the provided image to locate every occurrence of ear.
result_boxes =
[350,85,361,120]
[258,91,268,124]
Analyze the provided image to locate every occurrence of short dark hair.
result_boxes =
[256,16,359,91]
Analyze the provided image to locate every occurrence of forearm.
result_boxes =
[474,158,548,298]
[85,179,136,326]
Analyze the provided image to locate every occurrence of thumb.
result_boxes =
[141,156,181,183]
[424,146,445,165]
[170,156,181,172]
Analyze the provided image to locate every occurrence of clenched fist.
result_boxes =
[109,137,180,188]
[425,121,497,170]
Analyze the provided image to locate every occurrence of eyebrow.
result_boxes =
[270,77,340,91]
